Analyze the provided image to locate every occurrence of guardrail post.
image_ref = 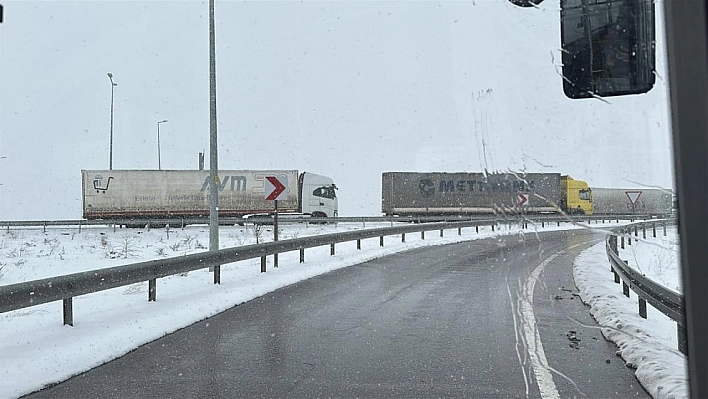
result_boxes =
[261,256,266,273]
[300,248,305,263]
[43,222,46,233]
[78,220,82,233]
[421,231,425,240]
[330,243,335,256]
[638,298,647,319]
[274,254,279,268]
[113,223,116,233]
[678,325,688,355]
[148,279,156,301]
[642,223,646,239]
[458,227,462,235]
[356,239,361,250]
[401,233,405,243]
[634,225,638,237]
[652,223,656,238]
[541,221,545,228]
[621,235,625,249]
[380,236,384,247]
[622,260,630,297]
[557,221,560,227]
[440,229,444,237]
[614,269,620,283]
[663,222,667,236]
[492,224,495,232]
[63,298,73,326]
[475,226,478,234]
[214,266,220,284]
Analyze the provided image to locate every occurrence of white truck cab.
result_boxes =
[299,172,338,217]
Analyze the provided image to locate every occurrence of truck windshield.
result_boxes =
[579,189,592,201]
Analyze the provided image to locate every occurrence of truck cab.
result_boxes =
[299,172,339,217]
[561,175,593,215]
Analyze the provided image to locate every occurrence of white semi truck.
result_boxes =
[82,170,338,220]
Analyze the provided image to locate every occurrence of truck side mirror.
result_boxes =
[560,0,656,98]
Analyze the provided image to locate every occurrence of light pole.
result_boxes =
[157,119,168,170]
[208,0,220,282]
[107,73,117,170]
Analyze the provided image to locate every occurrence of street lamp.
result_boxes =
[157,119,168,170]
[107,73,117,170]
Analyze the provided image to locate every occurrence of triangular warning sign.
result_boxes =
[625,191,643,205]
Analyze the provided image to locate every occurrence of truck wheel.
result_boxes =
[311,211,328,224]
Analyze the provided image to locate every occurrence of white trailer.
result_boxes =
[82,170,338,220]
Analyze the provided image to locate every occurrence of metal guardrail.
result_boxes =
[0,215,658,328]
[0,213,668,230]
[0,218,507,325]
[605,220,686,354]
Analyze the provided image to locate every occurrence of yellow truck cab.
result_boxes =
[561,175,593,215]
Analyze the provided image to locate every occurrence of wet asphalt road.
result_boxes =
[26,229,649,398]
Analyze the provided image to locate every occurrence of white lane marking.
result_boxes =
[521,242,589,399]
[507,279,530,398]
[521,252,561,399]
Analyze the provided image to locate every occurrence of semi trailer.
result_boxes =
[382,172,593,216]
[590,187,673,215]
[82,170,338,220]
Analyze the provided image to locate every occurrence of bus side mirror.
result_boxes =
[560,0,656,99]
[509,0,544,7]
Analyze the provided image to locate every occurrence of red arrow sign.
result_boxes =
[518,193,528,206]
[265,176,287,201]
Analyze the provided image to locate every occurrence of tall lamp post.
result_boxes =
[208,0,220,283]
[107,73,117,170]
[157,119,168,170]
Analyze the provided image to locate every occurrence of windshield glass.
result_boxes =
[580,189,592,201]
[0,1,685,398]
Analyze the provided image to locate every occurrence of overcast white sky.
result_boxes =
[0,0,674,219]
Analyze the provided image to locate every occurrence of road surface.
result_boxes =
[26,229,648,398]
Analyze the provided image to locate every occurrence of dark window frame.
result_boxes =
[665,1,708,396]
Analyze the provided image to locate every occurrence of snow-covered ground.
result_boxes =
[621,226,682,294]
[574,225,687,399]
[0,220,685,398]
